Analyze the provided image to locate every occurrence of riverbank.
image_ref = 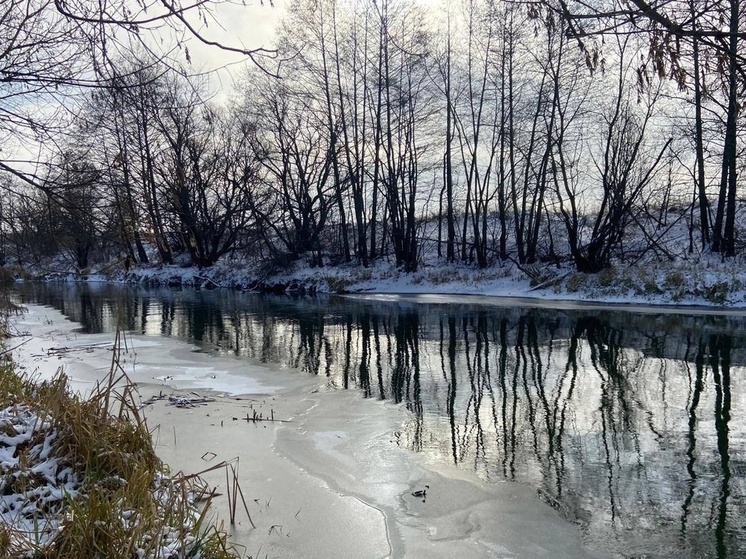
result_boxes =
[20,250,746,309]
[10,303,617,559]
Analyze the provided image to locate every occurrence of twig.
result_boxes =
[167,394,216,408]
[0,337,32,356]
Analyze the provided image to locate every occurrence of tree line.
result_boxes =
[1,0,744,274]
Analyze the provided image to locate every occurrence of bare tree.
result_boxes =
[556,36,672,272]
[538,0,746,256]
[242,75,336,266]
[154,79,259,268]
[375,0,435,271]
[44,150,109,271]
[0,0,276,188]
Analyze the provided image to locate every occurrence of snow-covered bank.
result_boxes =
[10,304,616,559]
[56,251,746,310]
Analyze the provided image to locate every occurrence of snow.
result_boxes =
[0,397,219,557]
[0,405,78,551]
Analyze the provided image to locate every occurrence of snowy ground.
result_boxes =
[0,404,80,552]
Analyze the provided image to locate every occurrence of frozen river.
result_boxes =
[14,282,746,559]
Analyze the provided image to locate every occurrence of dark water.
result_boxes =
[15,282,746,559]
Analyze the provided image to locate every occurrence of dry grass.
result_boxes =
[0,299,241,558]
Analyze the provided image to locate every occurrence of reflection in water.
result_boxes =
[16,283,746,559]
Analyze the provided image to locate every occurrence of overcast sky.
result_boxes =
[185,1,285,101]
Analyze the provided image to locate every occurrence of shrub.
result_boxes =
[704,282,729,305]
[325,276,351,293]
[664,271,685,289]
[354,269,373,282]
[425,269,451,284]
[566,273,587,293]
[643,278,664,295]
[597,267,616,287]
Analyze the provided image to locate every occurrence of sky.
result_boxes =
[182,0,285,101]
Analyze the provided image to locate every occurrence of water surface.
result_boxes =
[15,282,746,559]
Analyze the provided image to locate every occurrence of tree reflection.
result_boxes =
[711,334,732,559]
[681,334,705,538]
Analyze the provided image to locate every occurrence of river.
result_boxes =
[14,281,746,559]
